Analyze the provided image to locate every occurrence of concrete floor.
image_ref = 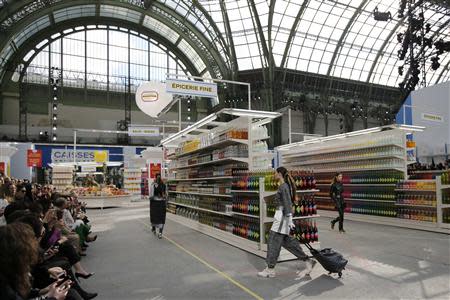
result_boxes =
[80,203,450,300]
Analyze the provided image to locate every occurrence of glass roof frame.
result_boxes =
[1,0,450,90]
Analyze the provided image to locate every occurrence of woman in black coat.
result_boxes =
[330,172,346,233]
[150,174,167,239]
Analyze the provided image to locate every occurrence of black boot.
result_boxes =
[69,271,98,300]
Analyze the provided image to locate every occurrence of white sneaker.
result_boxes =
[257,267,275,278]
[305,260,317,276]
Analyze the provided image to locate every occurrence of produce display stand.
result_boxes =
[80,194,134,210]
[162,108,319,260]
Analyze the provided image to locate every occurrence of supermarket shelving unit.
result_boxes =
[275,125,450,233]
[123,168,141,195]
[278,127,408,219]
[51,165,73,192]
[162,109,321,259]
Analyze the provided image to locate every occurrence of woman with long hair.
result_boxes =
[330,172,346,233]
[0,223,71,300]
[258,167,316,278]
[150,174,167,239]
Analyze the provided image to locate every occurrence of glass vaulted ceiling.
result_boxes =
[1,0,449,87]
[197,0,450,86]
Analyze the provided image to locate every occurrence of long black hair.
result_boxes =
[331,172,343,185]
[153,174,166,197]
[276,166,296,202]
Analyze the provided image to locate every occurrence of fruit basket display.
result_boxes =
[69,186,128,197]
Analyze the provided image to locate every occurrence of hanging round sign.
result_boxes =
[135,81,173,118]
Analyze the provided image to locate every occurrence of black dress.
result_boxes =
[150,182,167,226]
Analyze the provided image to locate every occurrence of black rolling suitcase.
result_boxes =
[304,242,348,278]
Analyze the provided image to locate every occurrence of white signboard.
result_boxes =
[51,150,108,163]
[81,165,97,172]
[166,79,218,98]
[135,81,174,118]
[128,126,160,137]
[421,113,444,123]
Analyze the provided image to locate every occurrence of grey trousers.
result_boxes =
[266,230,309,268]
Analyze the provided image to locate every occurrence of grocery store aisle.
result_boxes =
[82,204,450,300]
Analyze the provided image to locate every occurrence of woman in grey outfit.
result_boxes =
[258,167,316,278]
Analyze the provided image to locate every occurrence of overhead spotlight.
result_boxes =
[142,0,154,9]
[431,56,440,70]
[187,108,191,112]
[39,131,43,135]
[434,39,450,54]
[53,96,57,101]
[53,104,57,111]
[187,116,191,121]
[53,125,57,131]
[53,114,57,121]
[53,86,57,91]
[52,135,57,141]
[398,0,407,18]
[373,6,392,21]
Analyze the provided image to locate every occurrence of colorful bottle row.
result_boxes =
[199,213,233,233]
[396,193,436,207]
[397,208,437,222]
[232,197,260,216]
[289,170,317,190]
[172,194,199,206]
[315,170,403,185]
[265,196,317,217]
[347,202,397,217]
[233,217,260,242]
[232,169,316,191]
[290,220,319,243]
[176,207,199,221]
[342,191,396,201]
[311,158,404,171]
[299,145,403,162]
[397,181,436,190]
[199,198,232,213]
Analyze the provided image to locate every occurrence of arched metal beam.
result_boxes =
[219,0,238,77]
[435,54,450,84]
[326,0,370,77]
[280,0,310,69]
[0,0,231,79]
[1,17,201,90]
[190,0,233,70]
[249,0,271,67]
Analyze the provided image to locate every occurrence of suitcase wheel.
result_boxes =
[338,272,342,278]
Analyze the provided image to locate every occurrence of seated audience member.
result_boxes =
[54,198,97,249]
[8,211,97,299]
[0,223,72,300]
[5,183,16,203]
